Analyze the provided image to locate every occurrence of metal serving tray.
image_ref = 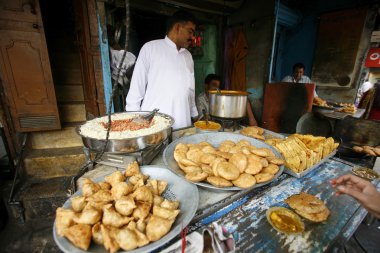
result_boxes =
[53,165,199,253]
[283,150,337,178]
[76,111,174,153]
[163,132,284,191]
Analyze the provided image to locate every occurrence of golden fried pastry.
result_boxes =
[128,173,149,185]
[86,189,113,203]
[146,215,174,242]
[132,201,152,220]
[285,192,330,222]
[146,179,159,195]
[186,148,203,164]
[215,150,232,160]
[295,207,330,222]
[111,182,133,200]
[285,192,326,214]
[251,133,265,141]
[245,157,263,175]
[133,227,149,247]
[157,180,168,195]
[254,172,274,183]
[200,164,213,175]
[211,158,226,177]
[82,178,101,197]
[64,224,92,251]
[179,158,199,167]
[206,176,233,187]
[261,158,269,168]
[236,139,251,147]
[232,173,256,188]
[136,219,147,233]
[105,170,126,187]
[228,145,242,154]
[201,145,216,154]
[229,153,248,173]
[55,207,75,236]
[92,222,103,245]
[218,144,232,153]
[175,143,188,153]
[153,195,164,206]
[185,171,209,182]
[98,182,112,191]
[125,161,141,177]
[160,199,179,210]
[250,147,268,157]
[240,146,252,155]
[116,227,138,251]
[266,156,284,165]
[261,164,279,175]
[200,153,217,165]
[71,196,87,212]
[153,205,180,220]
[73,205,102,225]
[115,195,136,216]
[174,149,187,163]
[132,186,153,204]
[220,140,235,147]
[240,126,258,136]
[103,204,134,228]
[101,224,120,253]
[217,161,240,180]
[180,165,202,174]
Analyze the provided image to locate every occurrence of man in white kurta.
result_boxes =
[125,11,198,129]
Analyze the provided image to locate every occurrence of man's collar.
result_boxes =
[165,36,186,52]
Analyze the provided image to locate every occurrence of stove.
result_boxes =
[210,115,244,132]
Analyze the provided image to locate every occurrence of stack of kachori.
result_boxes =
[285,192,330,222]
[240,126,266,141]
[173,139,284,188]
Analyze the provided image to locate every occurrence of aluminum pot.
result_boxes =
[208,90,249,118]
[76,111,174,153]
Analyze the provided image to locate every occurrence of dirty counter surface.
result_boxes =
[79,127,372,252]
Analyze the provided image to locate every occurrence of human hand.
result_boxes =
[330,174,380,218]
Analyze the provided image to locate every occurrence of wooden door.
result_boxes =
[0,0,60,132]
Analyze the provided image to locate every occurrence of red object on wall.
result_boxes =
[365,48,380,68]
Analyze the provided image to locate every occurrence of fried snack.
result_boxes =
[105,170,126,187]
[125,161,141,177]
[102,204,134,227]
[55,207,75,236]
[160,199,180,210]
[116,227,138,251]
[285,192,329,222]
[261,164,279,175]
[240,126,266,141]
[217,161,240,180]
[254,172,274,183]
[174,138,282,188]
[206,176,233,187]
[146,215,174,242]
[185,171,208,182]
[63,224,92,251]
[71,196,87,212]
[82,178,101,197]
[86,189,113,203]
[111,182,133,200]
[92,222,104,245]
[153,205,180,220]
[269,134,339,173]
[114,195,136,216]
[232,173,256,188]
[101,224,120,253]
[73,205,102,225]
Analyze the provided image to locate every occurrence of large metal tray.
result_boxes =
[53,165,199,253]
[163,132,284,191]
[76,112,174,153]
[283,150,337,178]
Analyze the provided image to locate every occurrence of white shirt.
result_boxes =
[282,75,318,97]
[125,36,198,129]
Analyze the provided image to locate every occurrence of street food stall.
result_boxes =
[52,109,380,253]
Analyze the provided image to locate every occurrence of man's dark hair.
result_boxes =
[166,10,196,33]
[205,74,221,84]
[293,62,305,71]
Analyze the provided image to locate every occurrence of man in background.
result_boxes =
[125,10,198,129]
[282,62,318,97]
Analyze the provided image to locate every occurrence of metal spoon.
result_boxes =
[202,109,209,125]
[132,109,159,124]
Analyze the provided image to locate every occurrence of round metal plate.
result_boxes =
[163,132,284,191]
[53,165,199,253]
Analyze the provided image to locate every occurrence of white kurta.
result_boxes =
[125,36,198,129]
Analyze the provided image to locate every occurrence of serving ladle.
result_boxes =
[132,108,159,124]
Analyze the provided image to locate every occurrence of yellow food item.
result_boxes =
[194,121,221,130]
[266,207,304,234]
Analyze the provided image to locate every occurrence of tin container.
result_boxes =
[208,90,249,118]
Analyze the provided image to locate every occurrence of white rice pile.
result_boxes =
[79,113,172,140]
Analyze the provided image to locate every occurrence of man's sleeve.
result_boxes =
[125,45,149,111]
[190,89,199,118]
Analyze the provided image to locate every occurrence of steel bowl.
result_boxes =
[76,111,174,153]
[209,90,249,118]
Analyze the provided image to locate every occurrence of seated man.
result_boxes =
[196,74,257,126]
[282,62,318,97]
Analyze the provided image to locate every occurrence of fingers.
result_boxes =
[336,185,368,204]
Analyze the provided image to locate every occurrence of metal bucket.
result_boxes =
[209,90,249,118]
